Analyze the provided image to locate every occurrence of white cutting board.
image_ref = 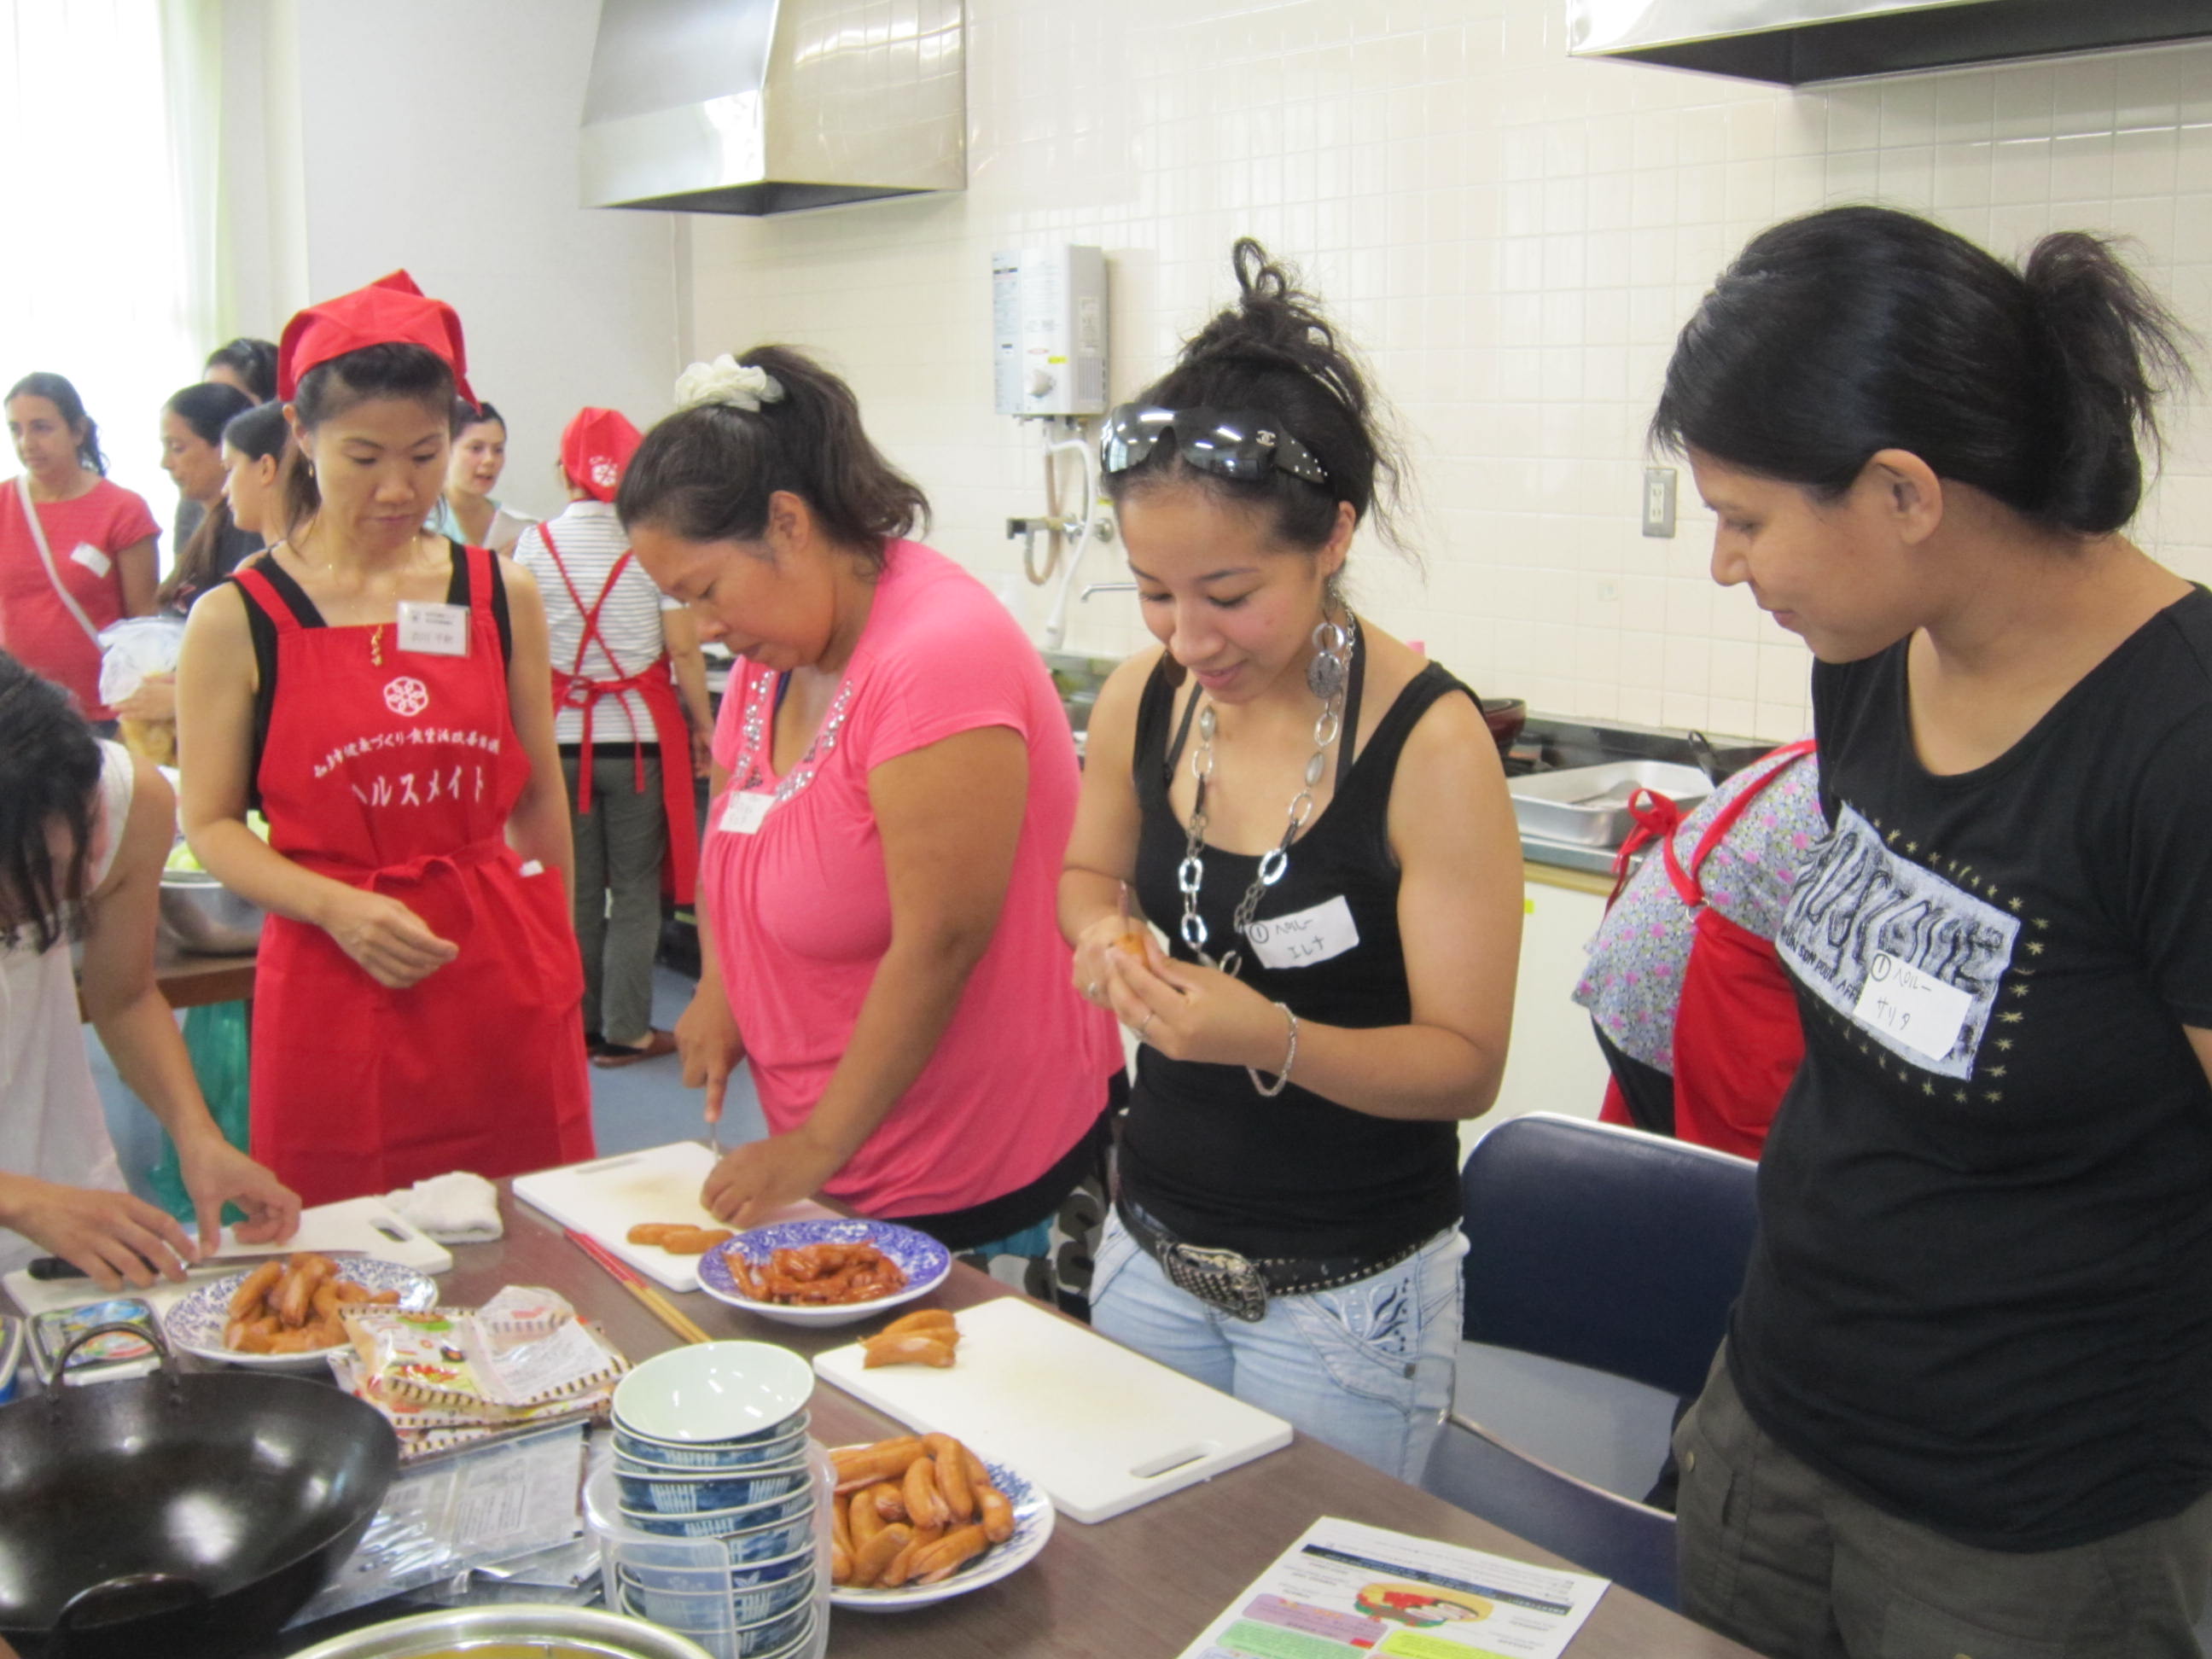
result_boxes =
[815,1296,1292,1523]
[2,1194,453,1320]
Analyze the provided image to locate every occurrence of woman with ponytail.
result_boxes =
[621,347,1121,1297]
[1656,206,2212,1656]
[1058,241,1521,1479]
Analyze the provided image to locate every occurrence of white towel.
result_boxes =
[385,1171,504,1243]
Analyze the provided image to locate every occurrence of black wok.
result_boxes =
[0,1325,399,1658]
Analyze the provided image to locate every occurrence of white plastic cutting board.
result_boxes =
[512,1141,836,1293]
[1,1194,453,1320]
[815,1295,1293,1523]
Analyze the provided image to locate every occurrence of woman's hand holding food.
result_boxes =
[114,674,178,722]
[701,1127,847,1230]
[1070,910,1148,1010]
[174,1131,301,1255]
[0,1173,197,1290]
[1103,940,1289,1071]
[319,887,458,989]
[676,984,747,1123]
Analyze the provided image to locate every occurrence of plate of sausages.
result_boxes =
[163,1254,439,1369]
[696,1219,952,1329]
[829,1434,1052,1610]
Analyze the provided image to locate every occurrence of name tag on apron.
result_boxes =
[1245,894,1360,970]
[396,600,470,657]
[1853,951,1972,1063]
[718,791,774,835]
[68,544,111,579]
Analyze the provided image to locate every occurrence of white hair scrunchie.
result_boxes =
[674,354,786,413]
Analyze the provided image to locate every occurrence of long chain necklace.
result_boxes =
[1175,614,1358,980]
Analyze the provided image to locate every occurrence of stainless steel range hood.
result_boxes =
[1568,0,2212,85]
[581,0,964,216]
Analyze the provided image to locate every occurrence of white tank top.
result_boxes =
[0,741,134,1273]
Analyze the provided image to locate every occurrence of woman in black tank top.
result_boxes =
[1057,242,1523,1481]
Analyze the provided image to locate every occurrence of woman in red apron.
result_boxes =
[1575,739,1820,1157]
[176,272,593,1206]
[511,407,707,1066]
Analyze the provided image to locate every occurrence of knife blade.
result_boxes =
[26,1249,370,1281]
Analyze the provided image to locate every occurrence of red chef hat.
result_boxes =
[561,407,644,502]
[276,270,473,404]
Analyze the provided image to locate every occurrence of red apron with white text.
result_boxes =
[234,548,594,1206]
[1600,740,1815,1158]
[540,526,698,904]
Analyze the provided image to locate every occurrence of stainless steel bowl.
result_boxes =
[285,1602,721,1658]
[159,871,264,955]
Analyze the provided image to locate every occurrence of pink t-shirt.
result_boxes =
[705,541,1120,1219]
[0,478,158,717]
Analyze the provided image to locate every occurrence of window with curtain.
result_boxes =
[0,0,215,559]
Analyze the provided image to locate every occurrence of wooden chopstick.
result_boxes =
[566,1227,716,1348]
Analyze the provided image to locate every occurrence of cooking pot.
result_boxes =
[0,1325,398,1658]
[287,1602,720,1657]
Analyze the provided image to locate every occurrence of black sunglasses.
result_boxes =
[1099,405,1330,487]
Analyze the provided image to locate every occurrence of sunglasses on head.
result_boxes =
[1099,405,1330,487]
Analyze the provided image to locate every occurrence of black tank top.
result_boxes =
[1121,649,1477,1260]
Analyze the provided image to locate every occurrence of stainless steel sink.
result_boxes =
[1510,760,1714,848]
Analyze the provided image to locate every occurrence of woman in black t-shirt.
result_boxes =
[1658,207,2212,1657]
[1057,241,1522,1481]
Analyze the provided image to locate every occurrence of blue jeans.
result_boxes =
[1091,1210,1469,1482]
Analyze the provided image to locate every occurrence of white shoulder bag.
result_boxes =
[10,475,103,645]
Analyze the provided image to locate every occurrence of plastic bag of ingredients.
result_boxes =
[96,614,186,705]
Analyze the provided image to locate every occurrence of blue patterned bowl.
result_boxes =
[614,1416,810,1471]
[696,1219,952,1329]
[614,1457,811,1516]
[621,1485,814,1539]
[720,1512,817,1564]
[619,1564,813,1627]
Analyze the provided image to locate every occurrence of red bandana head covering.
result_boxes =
[561,407,643,502]
[276,270,473,404]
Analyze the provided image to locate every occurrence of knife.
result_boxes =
[26,1249,370,1281]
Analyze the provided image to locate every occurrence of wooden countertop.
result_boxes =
[151,942,256,1010]
[417,1189,1756,1659]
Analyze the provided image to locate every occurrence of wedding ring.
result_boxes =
[1087,981,1102,1002]
[1138,1011,1157,1039]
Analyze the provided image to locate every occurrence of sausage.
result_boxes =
[962,1446,991,1489]
[880,1308,957,1339]
[926,1435,975,1524]
[904,1454,951,1533]
[878,1522,942,1588]
[977,1484,1016,1545]
[276,1255,329,1328]
[832,1439,923,1491]
[860,1335,955,1370]
[829,1493,853,1556]
[311,1282,343,1324]
[913,1524,990,1584]
[847,1491,885,1550]
[830,1542,853,1585]
[627,1224,677,1246]
[846,1522,911,1589]
[657,1227,733,1255]
[227,1261,283,1322]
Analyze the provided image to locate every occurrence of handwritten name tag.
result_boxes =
[718,791,773,835]
[1852,951,1972,1064]
[68,543,110,579]
[1245,894,1360,971]
[397,600,470,657]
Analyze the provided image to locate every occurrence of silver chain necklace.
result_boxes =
[1176,614,1358,980]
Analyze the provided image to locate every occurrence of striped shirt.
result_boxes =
[510,499,679,744]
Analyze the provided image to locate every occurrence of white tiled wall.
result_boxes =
[688,0,2212,741]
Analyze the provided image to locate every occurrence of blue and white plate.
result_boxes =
[163,1258,439,1370]
[830,1452,1054,1611]
[697,1220,952,1329]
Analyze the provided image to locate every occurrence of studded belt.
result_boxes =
[1115,1198,1429,1324]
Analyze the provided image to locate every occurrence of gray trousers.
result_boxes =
[563,751,666,1047]
[1676,1346,2212,1659]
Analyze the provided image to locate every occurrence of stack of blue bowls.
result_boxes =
[609,1343,820,1658]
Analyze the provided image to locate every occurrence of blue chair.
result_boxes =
[1422,1112,1761,1608]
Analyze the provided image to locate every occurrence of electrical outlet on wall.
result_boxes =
[1642,467,1677,538]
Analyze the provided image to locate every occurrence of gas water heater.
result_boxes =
[992,246,1108,418]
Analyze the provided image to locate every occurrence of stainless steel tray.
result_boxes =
[1508,760,1712,848]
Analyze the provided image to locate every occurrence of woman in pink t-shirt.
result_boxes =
[621,346,1122,1270]
[2,374,159,719]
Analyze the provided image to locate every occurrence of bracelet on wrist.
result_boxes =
[1247,1001,1299,1098]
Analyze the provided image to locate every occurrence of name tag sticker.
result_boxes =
[68,543,111,579]
[396,600,470,657]
[1245,894,1360,971]
[718,792,773,835]
[1853,951,1973,1063]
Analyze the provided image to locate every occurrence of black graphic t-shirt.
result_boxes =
[1731,587,2212,1552]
